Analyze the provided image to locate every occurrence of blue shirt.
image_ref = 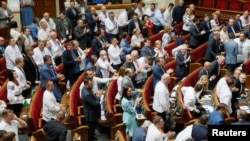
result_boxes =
[132,127,146,141]
[209,111,225,125]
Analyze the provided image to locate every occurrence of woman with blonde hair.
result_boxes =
[162,26,175,49]
[182,8,194,35]
[131,28,144,51]
[154,40,169,60]
[196,75,209,99]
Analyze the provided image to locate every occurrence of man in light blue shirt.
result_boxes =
[153,7,168,34]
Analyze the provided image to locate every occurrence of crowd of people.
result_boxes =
[0,0,250,141]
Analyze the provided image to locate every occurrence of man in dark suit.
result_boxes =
[86,7,99,46]
[234,14,243,33]
[205,31,221,62]
[231,109,250,125]
[43,111,67,141]
[91,30,108,58]
[176,45,191,82]
[189,18,206,49]
[199,14,212,44]
[23,46,39,87]
[40,55,65,102]
[128,13,142,37]
[172,0,185,24]
[0,37,5,58]
[199,61,211,78]
[140,38,155,58]
[81,78,102,141]
[191,115,209,141]
[227,18,240,37]
[65,1,78,29]
[0,1,14,27]
[73,19,87,49]
[58,11,72,41]
[62,41,81,86]
[209,55,225,89]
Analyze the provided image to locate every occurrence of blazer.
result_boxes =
[231,120,250,125]
[91,37,103,57]
[153,64,165,88]
[0,45,5,58]
[86,13,97,35]
[65,7,78,28]
[198,68,210,79]
[227,25,237,34]
[121,76,137,95]
[209,60,220,85]
[199,21,212,33]
[176,51,190,80]
[140,46,155,58]
[0,7,13,27]
[224,39,238,64]
[40,64,58,88]
[81,87,101,122]
[191,124,208,141]
[128,20,143,36]
[43,119,67,141]
[189,24,202,47]
[73,26,87,49]
[62,49,79,78]
[57,18,72,39]
[76,5,89,19]
[234,19,242,33]
[23,55,39,86]
[205,38,219,62]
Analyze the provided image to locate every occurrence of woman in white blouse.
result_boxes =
[115,67,126,101]
[182,8,194,35]
[162,26,175,49]
[9,21,21,41]
[7,70,24,117]
[154,40,169,60]
[210,13,220,30]
[131,28,144,50]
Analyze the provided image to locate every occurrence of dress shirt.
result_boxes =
[13,67,27,91]
[4,45,23,70]
[98,11,108,25]
[220,30,229,42]
[234,38,250,63]
[117,11,129,26]
[145,8,155,21]
[131,35,143,47]
[181,86,202,111]
[240,15,250,27]
[33,47,50,67]
[108,44,122,65]
[146,124,167,141]
[42,90,60,122]
[175,125,193,141]
[39,18,56,31]
[153,81,170,113]
[49,39,64,57]
[0,120,20,141]
[96,58,114,78]
[105,18,119,34]
[38,28,50,41]
[153,9,168,27]
[163,9,173,26]
[7,81,23,105]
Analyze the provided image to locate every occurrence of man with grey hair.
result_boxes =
[231,109,250,125]
[132,120,152,141]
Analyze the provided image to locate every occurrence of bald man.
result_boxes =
[205,31,221,62]
[198,61,212,79]
[39,12,56,31]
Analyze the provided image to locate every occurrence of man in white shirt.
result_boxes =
[105,12,119,43]
[108,38,123,70]
[33,40,50,69]
[234,33,250,65]
[13,57,31,97]
[4,38,23,70]
[134,2,145,20]
[42,80,65,123]
[145,3,156,22]
[97,50,116,78]
[153,73,172,132]
[0,109,27,141]
[117,7,132,34]
[38,21,50,41]
[163,3,174,26]
[240,10,250,28]
[146,116,175,141]
[39,12,56,31]
[98,6,109,30]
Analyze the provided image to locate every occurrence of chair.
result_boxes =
[174,22,184,35]
[32,129,47,141]
[189,63,202,74]
[216,0,228,9]
[0,80,8,103]
[242,59,250,74]
[115,130,126,141]
[229,0,242,11]
[149,32,164,47]
[190,42,208,64]
[243,1,250,10]
[203,0,215,8]
[110,123,126,140]
[212,87,220,107]
[73,125,89,141]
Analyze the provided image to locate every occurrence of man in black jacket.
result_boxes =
[81,78,102,141]
[43,111,67,141]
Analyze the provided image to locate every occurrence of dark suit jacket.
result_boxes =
[86,13,97,35]
[0,45,5,58]
[140,46,155,58]
[231,120,250,125]
[227,25,237,34]
[73,26,87,49]
[23,55,39,85]
[205,38,219,62]
[172,6,186,24]
[128,20,142,36]
[43,120,67,141]
[57,18,72,39]
[232,78,245,105]
[234,19,242,33]
[199,21,211,43]
[198,68,209,79]
[191,124,208,141]
[62,49,79,78]
[81,87,101,122]
[153,64,165,88]
[76,5,89,19]
[189,24,202,47]
[91,37,103,57]
[65,8,78,28]
[176,51,190,81]
[209,60,220,85]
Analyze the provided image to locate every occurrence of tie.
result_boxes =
[231,27,235,34]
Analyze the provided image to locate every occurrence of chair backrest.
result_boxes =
[32,128,47,141]
[142,75,154,119]
[190,42,208,63]
[149,32,164,47]
[69,73,85,127]
[110,123,126,140]
[106,80,118,115]
[203,0,215,8]
[216,0,228,9]
[0,57,6,72]
[175,22,184,35]
[55,63,64,74]
[28,86,44,131]
[115,130,126,141]
[73,125,89,141]
[0,80,8,103]
[243,1,250,10]
[230,0,242,11]
[242,59,250,74]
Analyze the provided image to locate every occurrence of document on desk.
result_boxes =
[239,105,249,110]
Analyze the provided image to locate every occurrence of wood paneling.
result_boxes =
[33,0,56,18]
